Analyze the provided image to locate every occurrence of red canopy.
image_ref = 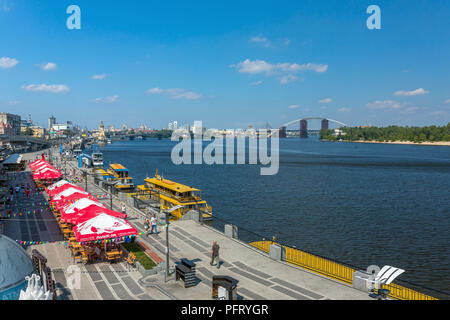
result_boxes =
[61,206,127,225]
[51,188,92,208]
[33,170,62,181]
[47,183,84,197]
[73,213,137,242]
[30,160,47,169]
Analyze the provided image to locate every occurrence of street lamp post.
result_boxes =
[110,186,113,210]
[165,210,170,282]
[83,170,88,192]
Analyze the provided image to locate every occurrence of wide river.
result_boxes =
[90,137,450,295]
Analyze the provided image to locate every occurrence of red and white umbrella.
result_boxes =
[32,163,51,172]
[62,206,127,225]
[34,167,59,175]
[47,180,70,192]
[33,170,62,181]
[52,187,89,201]
[73,213,137,242]
[30,160,47,168]
[47,183,84,197]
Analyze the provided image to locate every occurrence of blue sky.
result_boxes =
[1,0,449,129]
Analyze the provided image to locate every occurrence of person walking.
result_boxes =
[15,185,20,197]
[144,218,150,237]
[210,240,220,269]
[150,215,157,234]
[25,188,30,199]
[121,204,127,218]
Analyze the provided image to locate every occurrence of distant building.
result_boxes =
[48,115,56,130]
[168,122,173,130]
[51,123,70,131]
[0,113,21,136]
[333,128,346,137]
[21,125,46,138]
[173,121,178,131]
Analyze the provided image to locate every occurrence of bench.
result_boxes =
[126,252,136,267]
[175,258,196,288]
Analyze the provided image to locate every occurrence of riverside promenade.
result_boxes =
[2,148,371,300]
[59,150,371,301]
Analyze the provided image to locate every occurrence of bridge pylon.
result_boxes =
[300,120,308,138]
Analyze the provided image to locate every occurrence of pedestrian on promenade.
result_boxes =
[150,214,157,234]
[15,185,20,196]
[121,204,127,216]
[210,240,220,269]
[144,218,150,237]
[25,188,30,199]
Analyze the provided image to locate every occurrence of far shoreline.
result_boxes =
[339,140,450,147]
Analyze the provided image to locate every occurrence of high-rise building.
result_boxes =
[168,122,173,130]
[48,115,56,130]
[173,121,178,131]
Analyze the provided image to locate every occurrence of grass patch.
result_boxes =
[122,242,157,270]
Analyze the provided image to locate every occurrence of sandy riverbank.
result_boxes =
[348,140,450,146]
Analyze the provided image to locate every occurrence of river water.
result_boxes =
[90,137,450,295]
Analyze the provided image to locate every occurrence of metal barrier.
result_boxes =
[249,240,439,300]
[382,282,437,301]
[284,246,355,285]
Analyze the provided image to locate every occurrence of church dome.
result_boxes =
[0,235,35,300]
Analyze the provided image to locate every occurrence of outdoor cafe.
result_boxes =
[37,172,137,265]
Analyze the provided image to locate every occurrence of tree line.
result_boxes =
[320,123,450,143]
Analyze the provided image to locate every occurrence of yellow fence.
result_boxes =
[249,240,437,300]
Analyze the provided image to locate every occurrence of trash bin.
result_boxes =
[212,276,239,300]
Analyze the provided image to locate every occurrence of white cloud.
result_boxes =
[319,98,332,104]
[0,57,18,69]
[91,74,109,80]
[288,105,299,109]
[21,83,70,94]
[338,107,350,112]
[430,111,449,116]
[296,63,328,73]
[280,74,298,85]
[39,62,57,71]
[233,59,274,74]
[283,38,291,46]
[93,95,119,103]
[232,59,328,75]
[444,99,450,104]
[146,88,202,100]
[251,36,270,47]
[394,88,429,96]
[147,87,164,95]
[366,100,404,110]
[402,106,420,114]
[7,100,20,105]
[251,80,263,86]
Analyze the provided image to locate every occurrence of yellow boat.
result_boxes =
[106,164,135,191]
[139,170,212,221]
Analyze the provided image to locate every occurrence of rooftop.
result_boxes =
[145,177,200,193]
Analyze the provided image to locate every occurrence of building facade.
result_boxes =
[0,113,21,136]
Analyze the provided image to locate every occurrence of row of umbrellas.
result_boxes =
[29,159,138,243]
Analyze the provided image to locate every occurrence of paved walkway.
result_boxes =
[63,155,372,300]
